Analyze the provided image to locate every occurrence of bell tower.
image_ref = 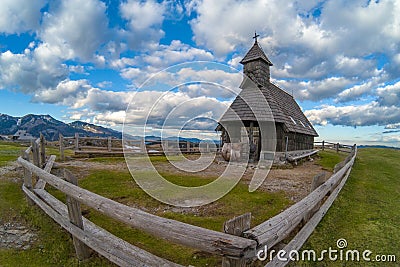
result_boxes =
[240,32,273,87]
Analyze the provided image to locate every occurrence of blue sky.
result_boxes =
[0,0,399,147]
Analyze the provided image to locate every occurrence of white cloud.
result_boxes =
[227,56,242,68]
[62,88,229,130]
[110,57,136,69]
[119,0,166,49]
[274,76,353,101]
[188,0,400,93]
[73,88,131,111]
[385,123,400,130]
[141,40,214,67]
[321,0,399,55]
[69,65,86,74]
[121,63,242,100]
[123,90,229,132]
[335,75,386,103]
[335,82,374,103]
[119,41,215,86]
[32,79,92,105]
[0,0,46,34]
[40,0,109,61]
[376,81,400,107]
[0,49,68,93]
[97,81,112,88]
[305,102,400,127]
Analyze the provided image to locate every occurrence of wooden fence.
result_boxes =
[19,135,357,266]
[58,133,219,159]
[314,141,354,153]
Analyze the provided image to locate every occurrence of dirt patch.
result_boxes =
[152,155,331,203]
[59,154,330,204]
[0,222,37,250]
[255,160,330,202]
[0,161,37,250]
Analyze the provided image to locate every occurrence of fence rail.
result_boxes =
[314,140,354,153]
[19,136,357,266]
[244,146,356,249]
[57,134,219,158]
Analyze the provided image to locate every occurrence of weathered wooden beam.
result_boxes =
[265,165,354,267]
[40,133,46,166]
[222,213,252,267]
[64,169,91,260]
[33,188,182,267]
[59,134,65,161]
[107,137,112,152]
[24,146,32,155]
[78,136,117,141]
[24,186,179,267]
[31,140,40,167]
[333,161,346,173]
[34,155,56,190]
[140,138,146,153]
[17,157,257,258]
[78,146,109,150]
[244,153,356,251]
[75,133,79,151]
[304,172,326,222]
[286,150,318,163]
[22,151,34,206]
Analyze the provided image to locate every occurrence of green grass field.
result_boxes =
[298,148,400,266]
[0,141,26,167]
[0,142,398,266]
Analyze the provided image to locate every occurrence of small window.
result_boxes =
[289,116,297,125]
[299,120,305,127]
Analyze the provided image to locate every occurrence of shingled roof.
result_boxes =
[240,41,273,66]
[219,40,318,137]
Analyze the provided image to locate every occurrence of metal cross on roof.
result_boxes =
[253,31,260,43]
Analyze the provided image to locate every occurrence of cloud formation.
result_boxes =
[0,0,399,138]
[40,0,109,61]
[0,0,46,34]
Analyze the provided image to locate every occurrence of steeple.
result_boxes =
[240,31,273,86]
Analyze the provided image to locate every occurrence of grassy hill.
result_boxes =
[299,148,399,266]
[0,142,398,266]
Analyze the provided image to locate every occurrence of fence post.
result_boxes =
[40,133,46,166]
[140,138,146,153]
[31,140,40,167]
[22,151,34,205]
[75,133,79,151]
[222,213,251,267]
[107,137,112,152]
[304,172,326,222]
[336,142,339,153]
[322,140,325,151]
[187,141,190,152]
[64,169,91,260]
[59,134,65,161]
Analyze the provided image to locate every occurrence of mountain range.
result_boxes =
[0,113,216,143]
[0,113,122,141]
